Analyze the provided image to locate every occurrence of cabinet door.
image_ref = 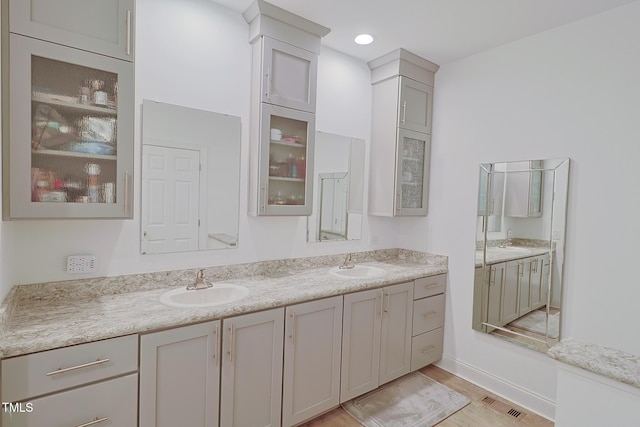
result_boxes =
[529,256,545,309]
[341,288,382,402]
[9,0,134,61]
[282,296,343,426]
[503,260,521,324]
[487,263,505,331]
[5,34,134,219]
[139,321,220,427]
[261,37,317,112]
[519,259,533,315]
[2,374,137,427]
[395,129,431,216]
[220,308,284,427]
[379,282,413,385]
[258,104,314,215]
[398,76,433,134]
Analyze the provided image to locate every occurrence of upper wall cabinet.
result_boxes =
[2,2,135,219]
[260,37,317,113]
[7,0,134,61]
[368,49,439,217]
[243,0,329,216]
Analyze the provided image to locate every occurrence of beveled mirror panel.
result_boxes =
[472,158,569,352]
[141,100,241,254]
[307,131,365,242]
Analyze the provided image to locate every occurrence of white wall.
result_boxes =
[422,1,640,419]
[0,0,379,300]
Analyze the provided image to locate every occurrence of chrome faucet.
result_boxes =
[187,269,213,290]
[339,253,355,270]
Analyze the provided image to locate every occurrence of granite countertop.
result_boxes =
[475,246,551,267]
[548,337,640,389]
[0,249,447,358]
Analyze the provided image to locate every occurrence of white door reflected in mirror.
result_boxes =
[141,100,241,254]
[307,132,365,243]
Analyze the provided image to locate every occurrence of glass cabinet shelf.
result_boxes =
[4,34,133,219]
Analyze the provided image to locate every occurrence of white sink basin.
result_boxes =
[160,284,249,308]
[329,265,387,279]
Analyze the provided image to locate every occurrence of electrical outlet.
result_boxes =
[369,235,380,246]
[66,255,97,274]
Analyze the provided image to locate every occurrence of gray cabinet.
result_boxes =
[220,308,284,427]
[4,35,134,219]
[282,296,342,426]
[368,49,438,217]
[139,322,220,427]
[8,0,134,61]
[252,103,315,216]
[410,274,446,371]
[340,281,413,402]
[3,335,138,427]
[244,1,329,216]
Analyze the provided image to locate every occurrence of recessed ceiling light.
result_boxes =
[354,34,375,45]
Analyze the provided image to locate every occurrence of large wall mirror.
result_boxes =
[307,131,365,242]
[472,158,570,352]
[141,100,241,254]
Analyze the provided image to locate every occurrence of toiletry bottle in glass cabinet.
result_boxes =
[395,129,431,216]
[3,34,134,219]
[257,104,314,215]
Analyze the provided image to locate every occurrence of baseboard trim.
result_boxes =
[436,354,556,421]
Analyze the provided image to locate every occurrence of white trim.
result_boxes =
[435,354,556,421]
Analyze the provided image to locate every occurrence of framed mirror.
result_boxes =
[307,132,365,242]
[141,100,241,254]
[472,158,570,352]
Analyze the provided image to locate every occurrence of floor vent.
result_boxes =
[482,396,496,405]
[481,395,526,420]
[508,408,523,418]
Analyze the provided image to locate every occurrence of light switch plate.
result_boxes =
[66,255,97,273]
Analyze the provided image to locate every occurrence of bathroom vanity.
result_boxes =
[0,249,447,427]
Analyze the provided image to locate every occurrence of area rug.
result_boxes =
[342,372,470,427]
[510,310,559,339]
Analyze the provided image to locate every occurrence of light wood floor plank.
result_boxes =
[300,365,553,427]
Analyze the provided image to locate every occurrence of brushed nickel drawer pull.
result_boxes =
[424,283,441,289]
[75,417,108,427]
[423,311,437,319]
[422,345,437,354]
[46,359,110,376]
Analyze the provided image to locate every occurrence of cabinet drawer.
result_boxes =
[410,327,444,371]
[2,373,138,427]
[412,294,445,336]
[414,274,446,299]
[2,334,138,402]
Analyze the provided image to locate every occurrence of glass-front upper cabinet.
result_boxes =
[395,129,431,216]
[3,34,134,219]
[256,104,314,215]
[8,0,134,61]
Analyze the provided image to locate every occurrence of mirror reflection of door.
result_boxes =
[141,100,241,254]
[142,145,200,253]
[307,132,365,243]
[318,172,348,241]
[472,158,569,353]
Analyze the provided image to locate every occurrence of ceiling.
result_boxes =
[212,0,637,65]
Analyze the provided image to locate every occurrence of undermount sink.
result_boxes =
[329,265,387,279]
[495,246,531,252]
[160,284,249,308]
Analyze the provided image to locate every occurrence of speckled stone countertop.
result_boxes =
[548,337,640,389]
[0,249,447,358]
[474,246,550,267]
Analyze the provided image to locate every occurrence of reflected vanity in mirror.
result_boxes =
[307,131,365,242]
[472,158,570,352]
[141,100,241,254]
